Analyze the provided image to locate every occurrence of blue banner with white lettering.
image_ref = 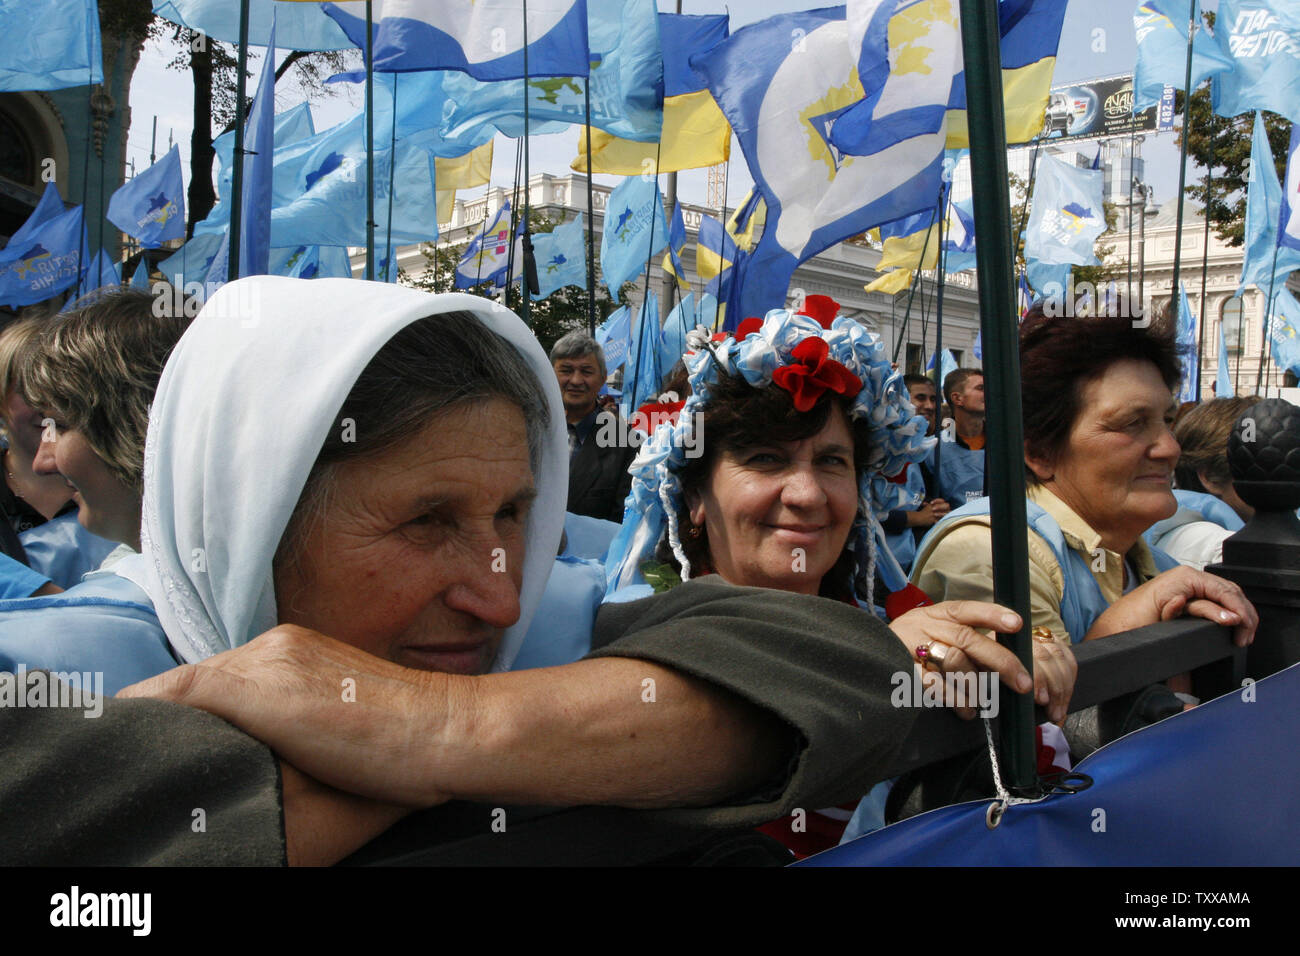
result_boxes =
[1211,0,1300,125]
[799,662,1300,866]
[0,197,86,307]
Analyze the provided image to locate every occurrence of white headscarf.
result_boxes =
[124,277,566,671]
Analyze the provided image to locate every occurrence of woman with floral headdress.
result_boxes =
[601,306,1078,854]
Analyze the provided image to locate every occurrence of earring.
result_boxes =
[685,523,703,541]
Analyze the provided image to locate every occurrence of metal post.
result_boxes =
[227,0,251,282]
[584,80,597,335]
[1170,0,1199,297]
[364,1,376,281]
[957,0,1036,792]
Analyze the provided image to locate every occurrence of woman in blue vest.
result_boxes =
[912,299,1258,649]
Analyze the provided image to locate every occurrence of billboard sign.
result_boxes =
[1037,76,1160,144]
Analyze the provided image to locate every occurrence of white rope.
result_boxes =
[982,717,1039,828]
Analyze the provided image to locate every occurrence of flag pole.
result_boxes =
[1256,241,1283,394]
[932,181,949,491]
[364,1,376,281]
[1170,0,1199,297]
[76,61,93,288]
[890,188,943,364]
[713,154,729,331]
[384,76,399,282]
[228,0,251,282]
[519,0,537,324]
[637,142,666,394]
[584,81,597,335]
[1194,134,1215,398]
[958,0,1036,792]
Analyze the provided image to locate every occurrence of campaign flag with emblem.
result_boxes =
[595,303,632,373]
[345,0,590,80]
[600,175,668,303]
[107,145,186,249]
[574,12,729,174]
[1024,154,1106,267]
[1279,122,1300,252]
[662,203,689,293]
[1176,282,1199,402]
[455,201,514,289]
[1237,112,1300,296]
[528,214,587,298]
[154,0,352,50]
[1267,288,1300,377]
[1132,0,1234,112]
[696,6,947,320]
[1215,315,1235,396]
[0,0,102,91]
[1211,0,1300,125]
[942,0,1068,149]
[440,0,660,144]
[0,201,86,307]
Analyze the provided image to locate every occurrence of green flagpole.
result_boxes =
[365,0,376,281]
[227,0,251,282]
[957,0,1036,793]
[1170,0,1199,299]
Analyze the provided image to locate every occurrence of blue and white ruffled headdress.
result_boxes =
[604,308,935,608]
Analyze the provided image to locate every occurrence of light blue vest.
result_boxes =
[934,436,984,511]
[917,498,1180,643]
[884,462,927,576]
[19,512,119,589]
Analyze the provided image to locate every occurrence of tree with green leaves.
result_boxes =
[402,210,634,354]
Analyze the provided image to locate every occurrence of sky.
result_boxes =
[123,0,1220,224]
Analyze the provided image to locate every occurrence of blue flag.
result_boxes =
[1237,112,1300,296]
[61,249,120,311]
[456,202,514,289]
[8,184,68,251]
[360,0,590,80]
[1176,282,1199,402]
[1211,0,1300,125]
[152,1,351,51]
[267,245,352,281]
[662,203,688,292]
[621,292,662,416]
[236,16,277,278]
[1024,153,1107,267]
[130,260,152,291]
[659,292,693,376]
[197,102,317,238]
[1215,315,1234,396]
[926,348,958,388]
[600,175,668,304]
[972,330,982,362]
[529,214,587,299]
[0,0,102,91]
[157,232,225,293]
[695,6,946,319]
[595,304,632,374]
[107,145,186,249]
[440,0,661,144]
[1267,288,1300,377]
[942,194,977,273]
[1279,123,1300,252]
[0,201,86,307]
[1026,259,1071,300]
[1132,0,1234,112]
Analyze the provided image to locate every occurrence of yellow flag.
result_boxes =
[434,142,493,225]
[571,90,730,175]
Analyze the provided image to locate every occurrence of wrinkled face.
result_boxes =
[952,375,985,415]
[689,404,859,595]
[273,399,535,675]
[907,381,938,432]
[32,427,140,546]
[1031,359,1179,552]
[552,354,603,420]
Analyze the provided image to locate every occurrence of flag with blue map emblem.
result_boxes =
[1267,289,1300,377]
[595,304,632,373]
[0,199,86,307]
[107,145,186,249]
[599,176,668,303]
[528,214,587,298]
[1024,153,1106,267]
[695,6,947,320]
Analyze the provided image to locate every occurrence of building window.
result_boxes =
[0,110,34,186]
[1221,296,1245,354]
[905,343,923,376]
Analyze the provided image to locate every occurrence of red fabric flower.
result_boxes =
[771,337,863,412]
[884,583,934,621]
[797,294,839,329]
[736,316,764,340]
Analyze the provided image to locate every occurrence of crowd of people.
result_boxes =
[0,279,1263,865]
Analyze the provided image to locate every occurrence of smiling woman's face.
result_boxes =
[273,399,536,675]
[688,403,859,595]
[1030,358,1179,553]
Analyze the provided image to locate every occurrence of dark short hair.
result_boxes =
[549,330,606,380]
[942,367,982,410]
[903,373,935,393]
[1173,396,1260,492]
[665,372,871,600]
[1019,298,1183,486]
[23,289,190,491]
